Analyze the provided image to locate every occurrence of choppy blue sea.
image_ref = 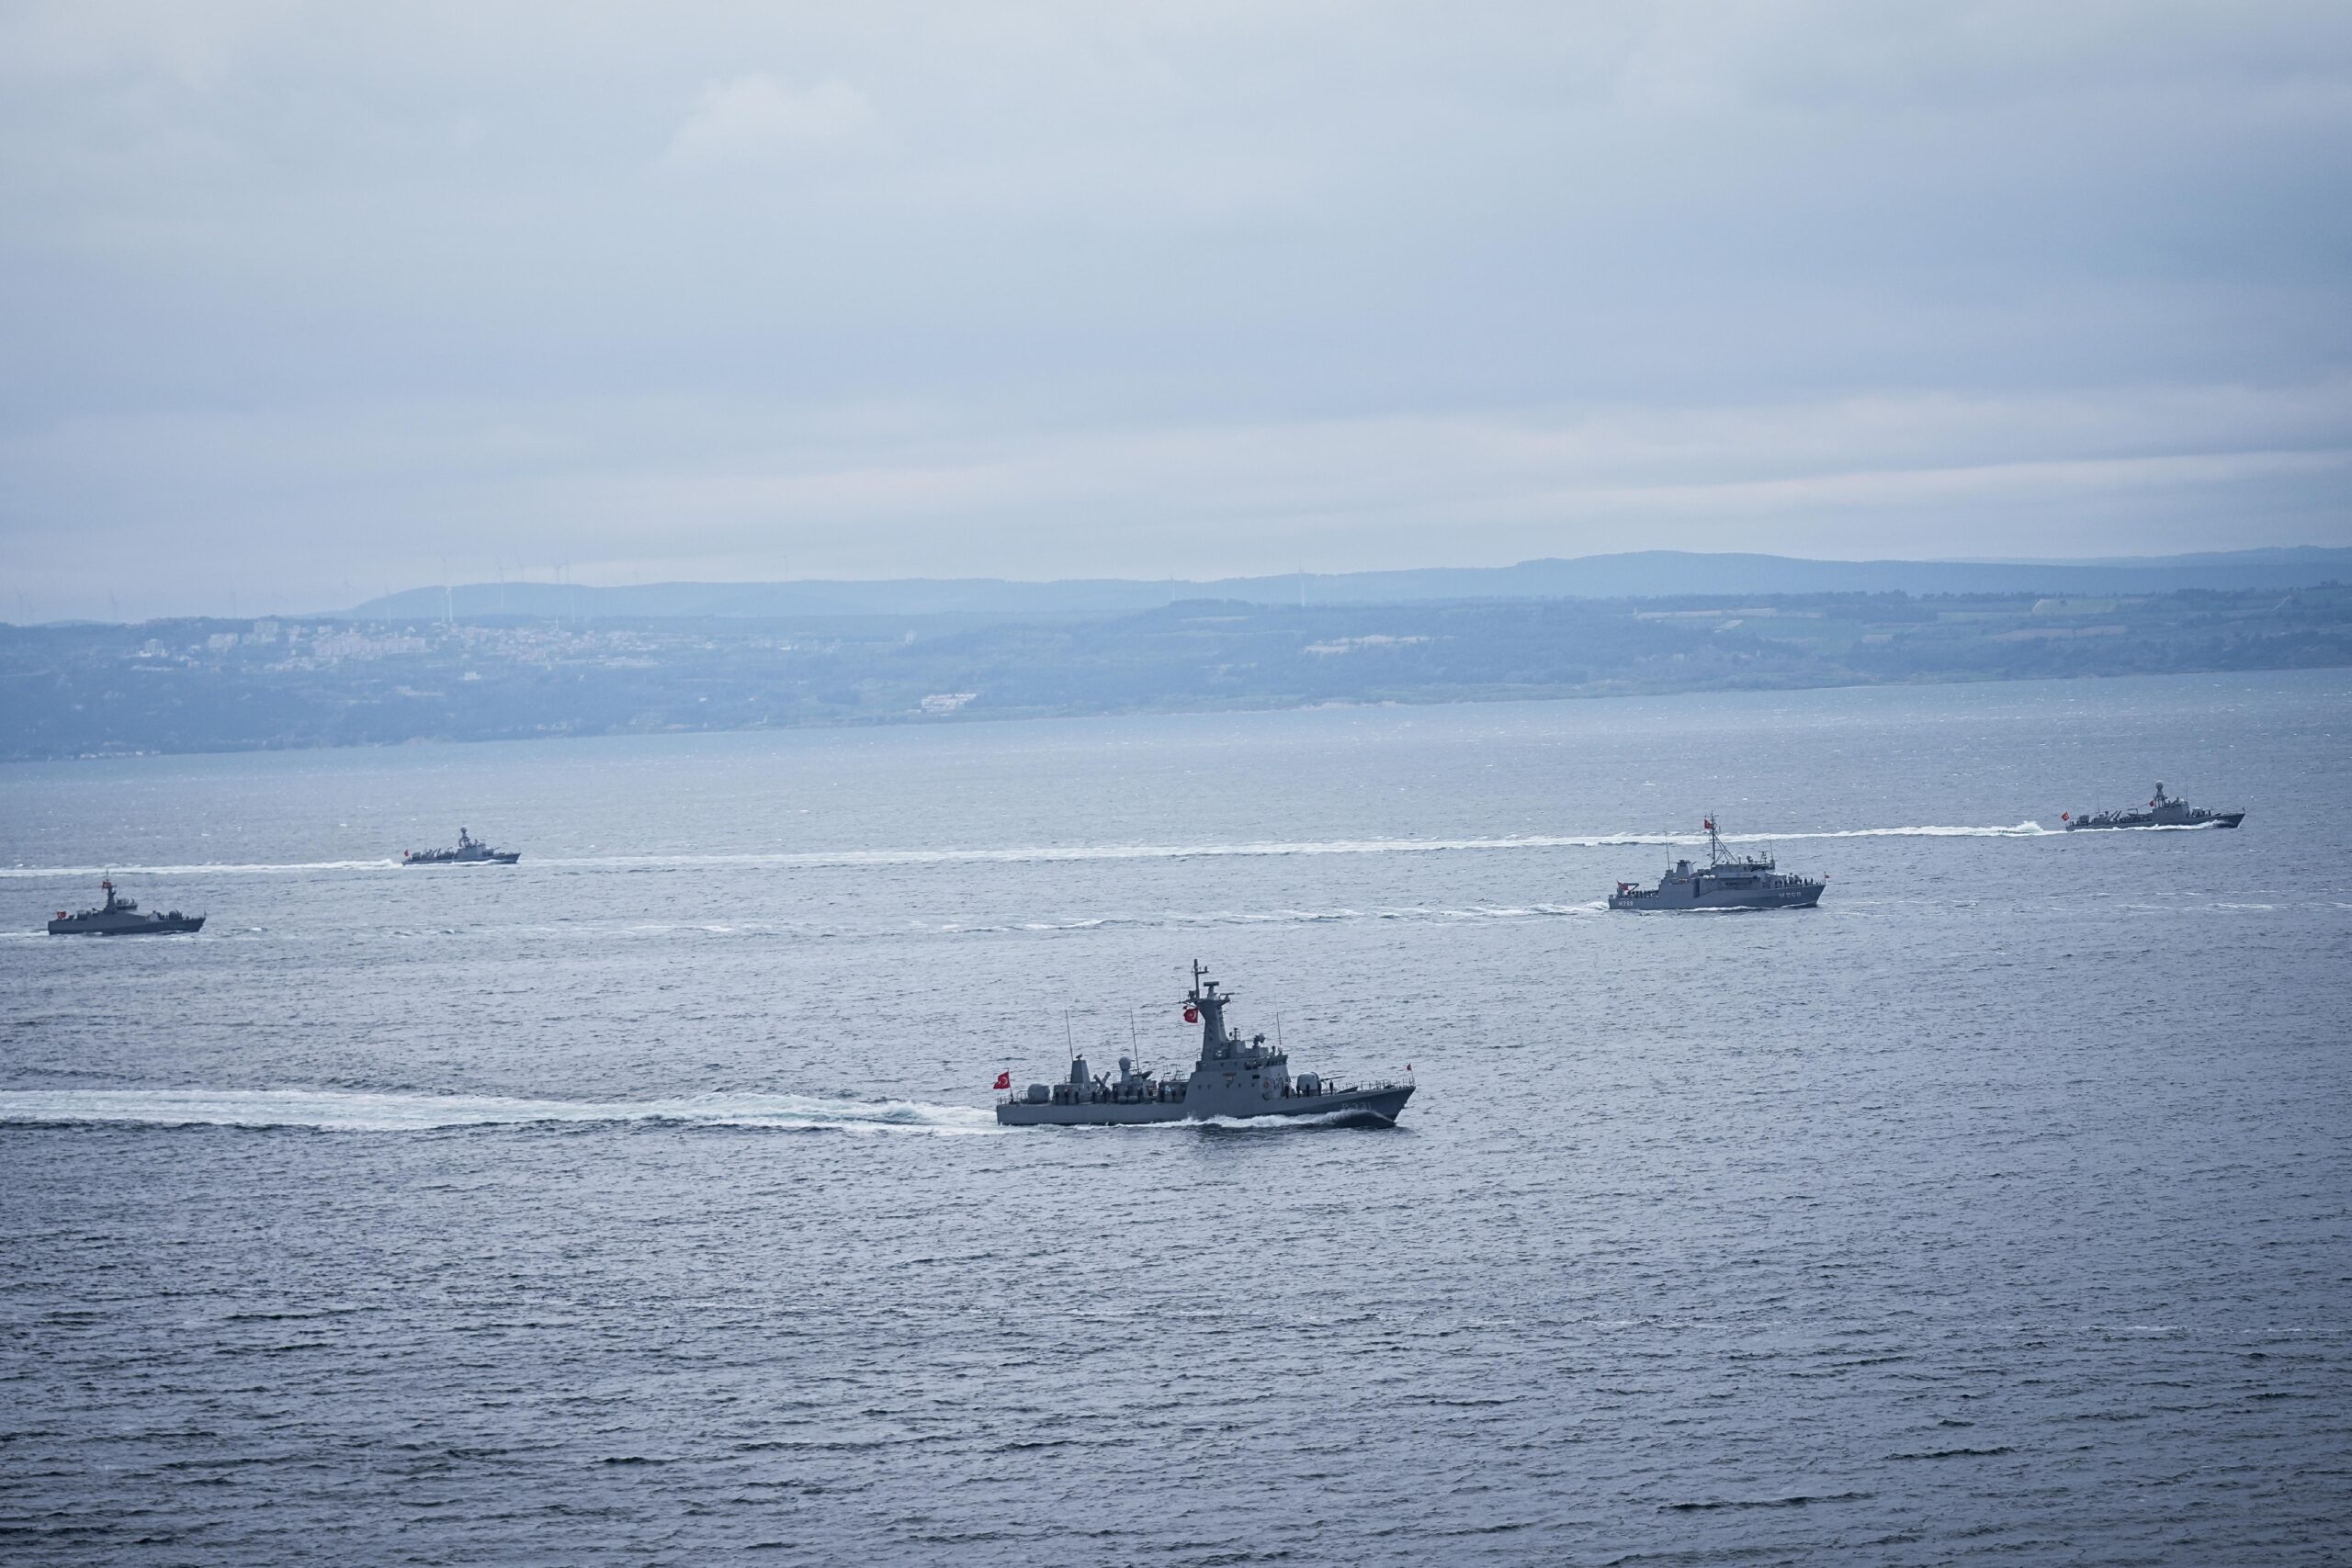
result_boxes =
[4,670,2347,1565]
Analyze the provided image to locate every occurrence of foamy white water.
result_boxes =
[0,1089,997,1134]
[0,822,2052,879]
[0,858,403,878]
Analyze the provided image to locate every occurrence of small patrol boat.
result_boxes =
[2062,784,2244,831]
[47,878,205,935]
[1608,818,1825,911]
[995,963,1414,1127]
[402,827,521,865]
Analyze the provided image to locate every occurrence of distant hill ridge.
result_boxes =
[350,547,2352,621]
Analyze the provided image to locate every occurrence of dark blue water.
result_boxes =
[4,671,2348,1565]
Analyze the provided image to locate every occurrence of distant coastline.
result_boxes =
[333,546,2352,624]
[5,573,2346,762]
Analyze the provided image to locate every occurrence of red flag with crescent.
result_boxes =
[1182,1005,1199,1023]
[992,1071,1011,1090]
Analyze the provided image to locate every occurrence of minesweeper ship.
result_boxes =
[47,878,205,935]
[995,964,1415,1127]
[2063,784,2245,831]
[1608,818,1826,911]
[402,827,520,865]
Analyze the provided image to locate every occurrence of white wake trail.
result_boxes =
[0,1089,998,1134]
[0,859,402,879]
[1750,821,2052,840]
[0,823,2054,879]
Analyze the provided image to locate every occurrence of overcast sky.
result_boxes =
[4,1,2348,619]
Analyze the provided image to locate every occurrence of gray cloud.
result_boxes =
[3,1,2348,618]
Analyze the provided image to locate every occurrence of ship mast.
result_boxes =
[1187,961,1236,1063]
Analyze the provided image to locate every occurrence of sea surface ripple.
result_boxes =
[3,672,2347,1565]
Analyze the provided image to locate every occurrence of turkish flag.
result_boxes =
[1182,1005,1199,1023]
[992,1072,1012,1090]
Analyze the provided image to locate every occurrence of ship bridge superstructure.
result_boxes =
[47,877,204,935]
[994,962,1412,1126]
[2063,783,2245,831]
[1609,818,1826,911]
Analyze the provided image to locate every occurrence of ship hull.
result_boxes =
[1609,884,1823,911]
[2065,813,2243,830]
[47,916,205,935]
[996,1084,1412,1128]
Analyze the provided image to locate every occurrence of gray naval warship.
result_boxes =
[995,963,1414,1127]
[402,827,520,865]
[1608,818,1825,911]
[47,878,205,935]
[2063,784,2245,831]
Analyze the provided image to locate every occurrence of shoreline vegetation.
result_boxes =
[4,581,2347,762]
